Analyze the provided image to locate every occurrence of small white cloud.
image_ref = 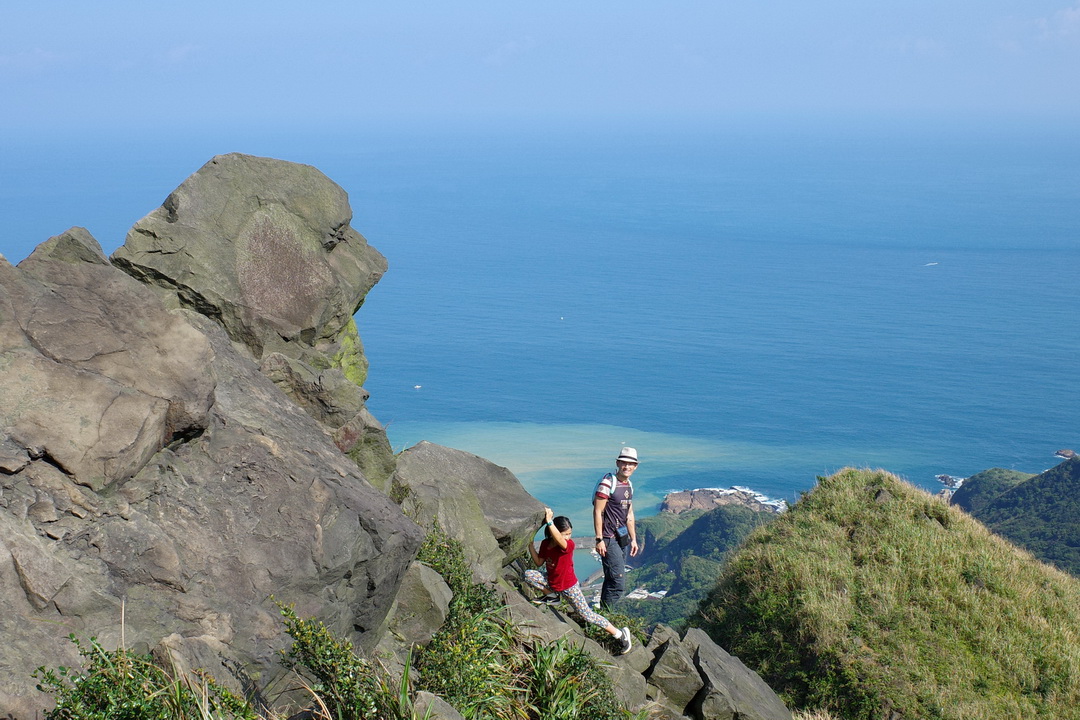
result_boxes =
[1031,3,1080,41]
[0,48,63,72]
[1050,3,1080,36]
[164,43,202,65]
[484,36,537,66]
[892,36,947,59]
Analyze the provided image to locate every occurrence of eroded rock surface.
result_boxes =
[111,153,396,486]
[0,158,421,716]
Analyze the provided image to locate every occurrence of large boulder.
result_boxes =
[1,220,422,713]
[392,441,546,582]
[374,561,454,673]
[682,628,792,720]
[4,228,214,491]
[111,153,385,365]
[647,639,705,712]
[111,153,396,485]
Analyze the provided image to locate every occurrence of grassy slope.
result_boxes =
[692,467,1080,720]
[625,505,773,626]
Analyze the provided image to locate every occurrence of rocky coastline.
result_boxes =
[660,486,787,515]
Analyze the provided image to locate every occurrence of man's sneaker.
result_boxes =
[618,627,632,655]
[531,593,560,605]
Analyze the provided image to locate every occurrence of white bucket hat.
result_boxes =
[617,447,639,464]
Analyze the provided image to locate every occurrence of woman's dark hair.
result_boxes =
[547,515,572,539]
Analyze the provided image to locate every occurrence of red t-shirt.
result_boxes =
[539,537,577,592]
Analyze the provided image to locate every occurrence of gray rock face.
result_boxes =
[648,640,705,711]
[0,179,421,715]
[375,560,453,667]
[392,441,546,582]
[5,228,215,492]
[112,153,386,366]
[683,628,792,720]
[413,691,466,720]
[111,152,396,486]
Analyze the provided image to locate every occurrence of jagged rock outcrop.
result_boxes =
[0,158,423,716]
[373,560,453,674]
[681,628,791,720]
[112,153,396,489]
[392,441,546,582]
[496,592,791,720]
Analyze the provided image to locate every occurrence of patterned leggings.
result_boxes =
[524,569,612,629]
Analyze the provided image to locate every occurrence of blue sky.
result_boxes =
[3,1,1079,133]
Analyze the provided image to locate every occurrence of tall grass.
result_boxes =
[693,467,1080,720]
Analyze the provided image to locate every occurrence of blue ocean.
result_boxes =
[3,122,1078,545]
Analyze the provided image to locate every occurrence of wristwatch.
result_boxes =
[595,537,604,542]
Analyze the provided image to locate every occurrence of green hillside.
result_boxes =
[964,457,1080,576]
[623,504,775,626]
[950,467,1034,515]
[692,467,1080,720]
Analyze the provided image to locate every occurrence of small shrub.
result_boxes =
[278,604,409,720]
[413,522,524,718]
[583,607,647,652]
[415,520,500,618]
[415,605,525,719]
[34,634,256,720]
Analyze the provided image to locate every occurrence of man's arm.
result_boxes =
[593,496,608,557]
[627,503,639,557]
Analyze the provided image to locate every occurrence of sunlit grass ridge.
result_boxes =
[693,467,1080,720]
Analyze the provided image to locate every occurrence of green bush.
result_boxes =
[278,604,410,720]
[414,519,501,618]
[413,522,523,717]
[34,635,256,720]
[35,520,636,720]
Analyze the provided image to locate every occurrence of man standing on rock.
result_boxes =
[593,446,640,608]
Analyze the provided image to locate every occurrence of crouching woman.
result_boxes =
[524,507,632,655]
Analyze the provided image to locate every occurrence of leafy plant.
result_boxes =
[33,634,256,720]
[413,522,523,718]
[414,519,500,618]
[278,604,410,720]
